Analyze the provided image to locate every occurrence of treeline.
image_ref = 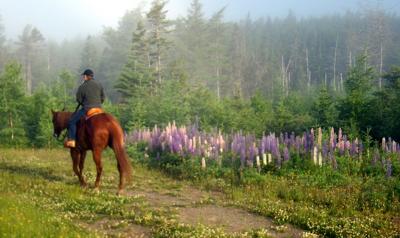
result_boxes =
[0,0,400,147]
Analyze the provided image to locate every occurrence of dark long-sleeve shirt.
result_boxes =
[76,79,105,110]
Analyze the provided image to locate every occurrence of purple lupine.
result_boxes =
[388,138,393,153]
[310,128,315,150]
[350,140,357,158]
[303,132,309,153]
[247,142,256,167]
[386,160,392,177]
[358,141,363,159]
[126,122,400,176]
[283,146,290,162]
[329,128,335,149]
[331,152,338,170]
[322,141,328,159]
[345,141,351,154]
[290,132,296,149]
[372,149,379,166]
[260,136,266,155]
[382,138,387,153]
[240,145,246,167]
[295,136,302,154]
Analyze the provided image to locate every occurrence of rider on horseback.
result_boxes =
[64,69,105,148]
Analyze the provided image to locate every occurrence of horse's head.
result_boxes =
[51,110,72,139]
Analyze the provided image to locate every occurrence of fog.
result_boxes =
[1,0,399,41]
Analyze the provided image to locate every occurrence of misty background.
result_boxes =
[2,0,400,40]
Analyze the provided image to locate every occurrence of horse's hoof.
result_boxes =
[93,187,100,194]
[116,189,124,196]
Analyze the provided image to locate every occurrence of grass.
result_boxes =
[0,148,280,237]
[2,147,398,237]
[0,193,89,238]
[133,148,400,238]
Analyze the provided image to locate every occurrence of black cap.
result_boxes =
[81,69,94,76]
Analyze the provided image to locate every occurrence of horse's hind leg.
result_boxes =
[70,149,86,187]
[92,149,103,190]
[79,151,87,187]
[116,163,125,195]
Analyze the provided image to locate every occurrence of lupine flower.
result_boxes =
[127,123,393,172]
[290,132,296,149]
[386,160,392,177]
[322,142,328,159]
[388,138,393,153]
[382,138,386,152]
[372,149,379,166]
[240,146,246,167]
[283,146,290,162]
[317,127,322,149]
[310,128,315,150]
[330,127,335,149]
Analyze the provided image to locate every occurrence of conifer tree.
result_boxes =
[80,35,98,72]
[16,25,44,95]
[146,0,170,85]
[340,54,375,137]
[116,20,153,99]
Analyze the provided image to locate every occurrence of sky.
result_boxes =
[1,0,399,41]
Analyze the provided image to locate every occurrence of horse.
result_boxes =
[51,110,132,195]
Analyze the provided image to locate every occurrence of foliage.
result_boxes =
[0,62,27,146]
[312,86,339,129]
[127,141,400,237]
[339,55,376,138]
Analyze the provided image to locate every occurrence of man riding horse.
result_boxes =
[65,69,105,148]
[52,69,131,194]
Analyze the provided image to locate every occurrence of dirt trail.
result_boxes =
[97,171,305,238]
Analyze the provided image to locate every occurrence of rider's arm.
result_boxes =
[76,85,84,105]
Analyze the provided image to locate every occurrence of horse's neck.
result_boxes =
[61,112,74,129]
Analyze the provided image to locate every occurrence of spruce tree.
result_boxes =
[312,87,338,128]
[146,0,170,85]
[116,20,153,100]
[80,35,98,72]
[340,54,375,137]
[16,25,44,95]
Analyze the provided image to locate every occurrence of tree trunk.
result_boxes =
[333,35,338,91]
[8,113,14,141]
[27,60,32,95]
[306,48,310,91]
[379,42,383,89]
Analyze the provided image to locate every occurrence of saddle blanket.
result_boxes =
[86,108,104,120]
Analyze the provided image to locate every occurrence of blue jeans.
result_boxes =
[67,108,86,140]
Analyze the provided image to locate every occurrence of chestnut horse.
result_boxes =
[51,110,132,195]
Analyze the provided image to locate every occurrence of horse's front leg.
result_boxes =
[70,149,86,187]
[92,149,103,190]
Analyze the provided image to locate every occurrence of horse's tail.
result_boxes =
[110,119,132,184]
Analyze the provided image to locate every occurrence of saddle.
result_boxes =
[85,108,105,120]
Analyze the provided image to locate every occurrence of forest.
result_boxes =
[1,0,400,147]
